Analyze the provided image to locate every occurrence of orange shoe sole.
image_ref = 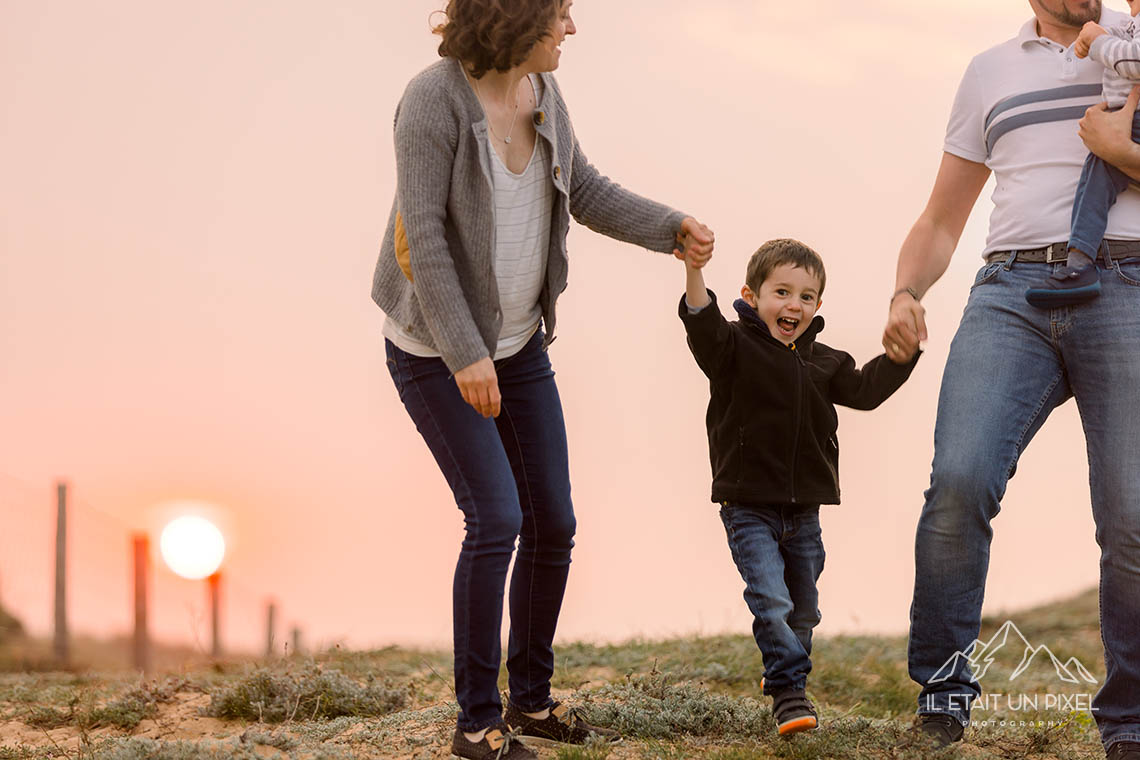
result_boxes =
[777,716,818,736]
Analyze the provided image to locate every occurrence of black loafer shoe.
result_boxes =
[503,700,620,747]
[1108,741,1140,760]
[451,722,537,760]
[907,713,965,749]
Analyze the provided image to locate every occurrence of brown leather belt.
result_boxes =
[985,240,1140,264]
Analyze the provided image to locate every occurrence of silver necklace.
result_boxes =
[472,75,521,145]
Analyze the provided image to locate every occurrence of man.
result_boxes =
[882,2,1140,757]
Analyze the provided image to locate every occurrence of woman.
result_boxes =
[373,1,713,757]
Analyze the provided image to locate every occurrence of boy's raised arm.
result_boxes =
[685,253,711,310]
[678,251,734,379]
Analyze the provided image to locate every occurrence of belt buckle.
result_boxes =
[1045,243,1067,264]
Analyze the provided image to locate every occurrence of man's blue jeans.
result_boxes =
[720,503,825,694]
[1069,111,1140,259]
[385,330,575,732]
[910,254,1140,749]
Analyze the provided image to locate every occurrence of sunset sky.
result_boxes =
[0,1,1121,655]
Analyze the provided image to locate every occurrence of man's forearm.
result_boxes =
[894,215,958,300]
[1079,89,1140,181]
[1109,139,1140,182]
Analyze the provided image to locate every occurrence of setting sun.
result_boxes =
[159,516,226,580]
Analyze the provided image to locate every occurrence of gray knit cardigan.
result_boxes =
[372,57,688,373]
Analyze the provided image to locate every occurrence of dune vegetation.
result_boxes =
[0,589,1108,759]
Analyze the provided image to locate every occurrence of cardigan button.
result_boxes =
[534,111,545,125]
[553,166,561,179]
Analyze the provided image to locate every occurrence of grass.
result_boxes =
[0,588,1110,759]
[579,673,773,738]
[555,735,614,760]
[204,665,408,722]
[17,677,191,731]
[69,737,355,760]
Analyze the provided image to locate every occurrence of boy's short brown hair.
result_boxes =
[745,238,826,297]
[434,0,560,79]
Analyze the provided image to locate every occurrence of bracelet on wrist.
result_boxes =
[891,286,920,305]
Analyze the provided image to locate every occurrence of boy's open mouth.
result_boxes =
[776,316,799,335]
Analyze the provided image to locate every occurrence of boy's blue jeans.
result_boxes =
[1068,110,1140,259]
[720,503,825,694]
[909,255,1140,750]
[385,330,575,732]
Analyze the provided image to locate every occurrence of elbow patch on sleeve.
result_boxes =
[395,211,414,283]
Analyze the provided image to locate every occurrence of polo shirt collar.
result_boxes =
[1017,17,1066,49]
[1017,17,1040,47]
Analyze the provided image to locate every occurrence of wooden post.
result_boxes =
[208,572,222,658]
[265,602,277,657]
[291,626,302,656]
[53,481,69,666]
[132,535,150,672]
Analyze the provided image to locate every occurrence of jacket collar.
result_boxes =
[733,298,825,348]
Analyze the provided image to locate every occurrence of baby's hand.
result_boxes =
[1076,21,1106,58]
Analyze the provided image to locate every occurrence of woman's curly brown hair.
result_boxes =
[434,0,560,79]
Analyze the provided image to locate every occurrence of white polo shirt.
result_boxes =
[945,8,1140,255]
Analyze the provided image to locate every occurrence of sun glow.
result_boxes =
[160,515,226,580]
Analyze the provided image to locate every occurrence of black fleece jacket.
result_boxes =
[679,290,920,506]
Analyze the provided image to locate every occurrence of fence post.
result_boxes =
[208,572,222,658]
[53,481,69,666]
[265,602,277,657]
[132,534,150,672]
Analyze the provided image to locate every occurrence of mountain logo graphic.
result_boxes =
[929,620,1098,686]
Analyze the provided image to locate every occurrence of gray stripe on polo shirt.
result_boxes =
[984,84,1102,131]
[985,105,1093,154]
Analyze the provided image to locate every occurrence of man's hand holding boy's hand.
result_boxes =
[882,290,924,364]
[1076,21,1106,59]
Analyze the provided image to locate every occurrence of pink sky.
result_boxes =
[0,1,1120,654]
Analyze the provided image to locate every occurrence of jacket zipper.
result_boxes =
[789,342,805,503]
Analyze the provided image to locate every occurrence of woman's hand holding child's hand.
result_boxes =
[674,217,715,263]
[685,242,713,269]
[1076,21,1106,59]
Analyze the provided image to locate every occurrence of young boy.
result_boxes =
[678,239,919,736]
[1025,1,1140,307]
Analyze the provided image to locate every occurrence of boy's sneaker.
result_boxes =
[906,713,964,749]
[1108,742,1140,760]
[772,689,818,736]
[503,700,621,747]
[1025,263,1101,308]
[450,723,536,760]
